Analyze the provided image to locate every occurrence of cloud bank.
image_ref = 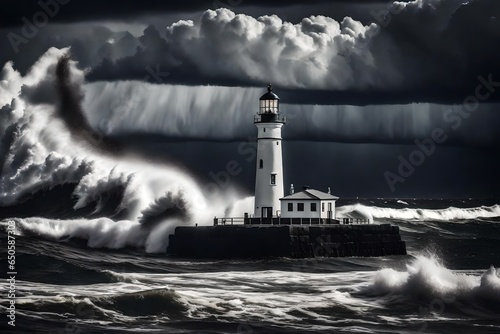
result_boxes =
[82,81,500,146]
[87,0,499,103]
[1,0,499,104]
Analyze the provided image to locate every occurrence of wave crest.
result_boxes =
[359,255,500,316]
[337,204,500,222]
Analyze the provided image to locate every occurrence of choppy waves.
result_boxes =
[337,204,500,222]
[4,201,499,253]
[4,253,499,333]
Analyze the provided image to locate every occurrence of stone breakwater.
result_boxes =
[167,224,406,259]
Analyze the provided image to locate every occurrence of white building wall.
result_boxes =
[280,200,321,218]
[319,200,336,219]
[281,200,337,219]
[254,123,284,217]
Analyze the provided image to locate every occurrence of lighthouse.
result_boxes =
[253,84,286,218]
[167,84,407,259]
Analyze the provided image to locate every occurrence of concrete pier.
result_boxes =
[167,224,406,259]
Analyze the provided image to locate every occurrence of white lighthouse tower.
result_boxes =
[253,84,286,218]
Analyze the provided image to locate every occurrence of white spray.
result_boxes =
[0,48,246,253]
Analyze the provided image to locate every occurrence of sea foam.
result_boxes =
[337,204,500,222]
[360,254,500,309]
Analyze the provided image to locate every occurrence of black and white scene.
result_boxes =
[1,0,500,333]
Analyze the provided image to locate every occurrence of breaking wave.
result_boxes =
[337,204,500,222]
[7,217,184,253]
[358,254,500,317]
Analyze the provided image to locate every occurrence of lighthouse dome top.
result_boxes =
[259,84,280,101]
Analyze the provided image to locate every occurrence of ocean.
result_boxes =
[1,199,500,334]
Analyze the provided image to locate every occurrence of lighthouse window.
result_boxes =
[297,203,304,211]
[270,173,276,185]
[259,159,263,169]
[311,203,317,212]
[288,203,293,211]
[263,128,266,132]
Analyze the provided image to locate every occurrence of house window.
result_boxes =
[270,173,276,185]
[311,203,317,211]
[288,203,293,211]
[298,203,304,211]
[263,128,266,132]
[322,203,325,212]
[259,159,263,169]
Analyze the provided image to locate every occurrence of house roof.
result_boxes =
[280,188,339,201]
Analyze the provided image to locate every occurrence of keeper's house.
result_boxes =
[280,187,338,220]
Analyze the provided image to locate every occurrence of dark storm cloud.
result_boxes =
[0,0,385,28]
[0,23,139,76]
[81,81,500,147]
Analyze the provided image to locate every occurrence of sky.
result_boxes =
[1,0,499,198]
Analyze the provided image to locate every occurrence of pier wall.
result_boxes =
[167,224,406,259]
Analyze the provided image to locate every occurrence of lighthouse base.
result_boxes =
[167,224,406,259]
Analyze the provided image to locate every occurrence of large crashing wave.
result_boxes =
[0,48,246,252]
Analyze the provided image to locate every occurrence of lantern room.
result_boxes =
[259,84,280,114]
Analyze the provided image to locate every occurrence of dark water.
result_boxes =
[1,199,500,334]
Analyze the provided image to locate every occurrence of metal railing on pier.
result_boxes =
[213,217,246,225]
[340,218,371,224]
[213,217,370,226]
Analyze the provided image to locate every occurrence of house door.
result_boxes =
[327,203,333,219]
[262,207,273,218]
